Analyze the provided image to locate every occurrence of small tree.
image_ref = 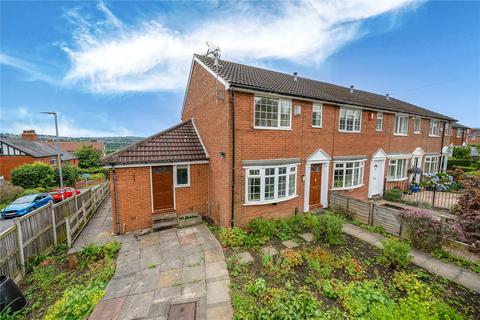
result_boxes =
[452,147,471,160]
[11,162,54,189]
[75,145,101,169]
[54,165,80,187]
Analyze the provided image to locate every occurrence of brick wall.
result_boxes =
[0,156,35,179]
[109,163,209,233]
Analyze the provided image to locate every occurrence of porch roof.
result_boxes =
[101,120,208,166]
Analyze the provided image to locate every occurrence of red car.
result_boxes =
[49,187,81,203]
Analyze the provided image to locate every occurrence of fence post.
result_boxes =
[346,197,350,213]
[82,194,87,225]
[66,217,72,249]
[73,190,78,217]
[14,219,26,277]
[368,202,374,225]
[50,202,57,247]
[432,187,437,208]
[371,203,376,226]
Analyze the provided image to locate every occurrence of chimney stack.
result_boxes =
[350,85,354,93]
[21,130,38,141]
[386,93,390,101]
[293,72,298,82]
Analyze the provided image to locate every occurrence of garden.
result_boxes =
[1,241,120,320]
[211,213,480,319]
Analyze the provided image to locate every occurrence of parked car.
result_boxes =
[1,193,53,218]
[49,187,81,203]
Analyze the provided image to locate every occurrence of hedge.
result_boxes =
[447,159,474,170]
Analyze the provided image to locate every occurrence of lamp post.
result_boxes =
[41,111,64,200]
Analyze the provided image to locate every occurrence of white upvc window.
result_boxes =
[339,107,361,132]
[429,119,440,136]
[456,128,462,138]
[376,112,383,131]
[424,156,439,175]
[414,117,421,134]
[312,103,322,127]
[387,158,409,181]
[444,123,451,136]
[332,160,365,190]
[174,165,190,187]
[245,165,297,204]
[254,96,291,129]
[394,114,409,135]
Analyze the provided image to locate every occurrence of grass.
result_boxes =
[2,241,121,320]
[213,213,480,320]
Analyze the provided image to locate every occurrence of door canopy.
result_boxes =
[372,148,387,160]
[307,149,331,163]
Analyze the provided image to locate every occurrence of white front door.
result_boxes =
[369,159,385,197]
[411,156,422,183]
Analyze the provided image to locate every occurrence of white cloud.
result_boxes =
[0,106,132,137]
[62,0,421,93]
[0,53,57,84]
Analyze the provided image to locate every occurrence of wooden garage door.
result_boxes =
[152,166,174,211]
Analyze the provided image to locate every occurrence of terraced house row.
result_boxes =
[102,54,456,233]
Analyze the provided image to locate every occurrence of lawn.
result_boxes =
[1,241,120,320]
[211,212,480,320]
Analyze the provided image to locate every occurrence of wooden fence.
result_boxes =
[0,182,109,282]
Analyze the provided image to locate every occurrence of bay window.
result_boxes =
[246,165,297,204]
[339,107,361,132]
[394,114,409,135]
[333,160,365,189]
[312,103,322,127]
[429,120,439,136]
[387,158,408,181]
[424,156,439,175]
[254,96,291,129]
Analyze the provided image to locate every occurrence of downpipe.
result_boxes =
[112,165,121,235]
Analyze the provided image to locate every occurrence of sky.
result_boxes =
[1,0,479,137]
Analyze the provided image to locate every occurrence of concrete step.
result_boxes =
[152,219,178,231]
[152,212,176,223]
[177,212,202,228]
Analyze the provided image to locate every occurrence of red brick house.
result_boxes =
[467,128,480,144]
[0,130,78,180]
[451,123,469,146]
[102,54,458,233]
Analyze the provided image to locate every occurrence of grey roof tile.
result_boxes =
[0,138,77,161]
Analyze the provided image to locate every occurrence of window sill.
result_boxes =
[386,177,408,182]
[413,132,421,135]
[175,184,190,188]
[244,194,298,206]
[253,126,292,131]
[312,125,323,129]
[376,129,383,132]
[338,130,361,134]
[393,133,408,136]
[429,135,440,138]
[331,184,364,191]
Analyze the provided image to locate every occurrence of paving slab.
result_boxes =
[282,240,299,249]
[300,232,314,242]
[236,252,254,264]
[261,246,278,256]
[207,279,231,305]
[158,269,182,288]
[204,247,225,263]
[207,302,234,320]
[102,276,134,300]
[206,261,228,280]
[118,291,155,320]
[89,297,126,320]
[130,267,160,295]
[182,264,206,283]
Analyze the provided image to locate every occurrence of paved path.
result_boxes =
[70,196,114,253]
[89,224,232,320]
[343,223,480,293]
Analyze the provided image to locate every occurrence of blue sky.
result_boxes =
[1,0,479,137]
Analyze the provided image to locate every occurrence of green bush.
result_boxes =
[249,218,276,238]
[0,182,24,203]
[384,189,402,202]
[313,212,343,245]
[11,162,54,189]
[54,164,80,186]
[380,239,412,268]
[447,158,473,169]
[453,165,476,172]
[75,145,102,168]
[340,280,392,317]
[217,227,248,247]
[451,147,471,160]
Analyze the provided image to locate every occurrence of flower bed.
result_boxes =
[212,213,480,319]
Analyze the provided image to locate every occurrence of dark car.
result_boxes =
[1,193,53,218]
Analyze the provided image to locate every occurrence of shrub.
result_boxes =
[0,182,24,203]
[399,209,442,252]
[280,249,303,268]
[451,147,471,160]
[312,212,343,245]
[74,145,102,169]
[11,162,54,189]
[380,238,412,268]
[249,218,276,238]
[246,278,266,296]
[384,189,402,202]
[421,172,462,191]
[54,164,80,186]
[274,218,294,240]
[339,280,392,317]
[217,227,247,247]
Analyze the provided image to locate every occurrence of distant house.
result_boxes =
[42,140,105,156]
[467,128,480,144]
[451,123,469,146]
[0,130,78,180]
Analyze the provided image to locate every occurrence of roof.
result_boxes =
[0,138,77,161]
[452,123,469,129]
[194,54,455,121]
[101,120,208,166]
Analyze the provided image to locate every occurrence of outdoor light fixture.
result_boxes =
[219,151,225,158]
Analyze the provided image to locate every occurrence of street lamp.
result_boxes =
[41,111,64,200]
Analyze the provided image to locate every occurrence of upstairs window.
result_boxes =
[429,120,440,136]
[394,114,409,135]
[246,165,297,204]
[312,103,322,127]
[388,158,408,181]
[333,160,364,189]
[254,96,291,129]
[339,107,361,132]
[444,123,451,136]
[456,129,463,138]
[414,117,421,134]
[376,112,383,131]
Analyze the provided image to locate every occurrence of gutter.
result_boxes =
[230,90,236,227]
[112,165,121,235]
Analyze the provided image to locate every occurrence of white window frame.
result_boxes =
[444,123,450,136]
[429,119,440,137]
[244,164,298,205]
[174,165,190,187]
[394,114,409,136]
[376,112,383,132]
[387,158,409,181]
[424,156,439,175]
[253,96,292,130]
[413,117,421,134]
[332,160,365,190]
[312,103,323,128]
[339,107,362,133]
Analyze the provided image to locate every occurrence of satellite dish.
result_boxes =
[206,41,220,52]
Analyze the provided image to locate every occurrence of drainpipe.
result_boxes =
[230,90,236,227]
[112,165,121,235]
[439,122,446,172]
